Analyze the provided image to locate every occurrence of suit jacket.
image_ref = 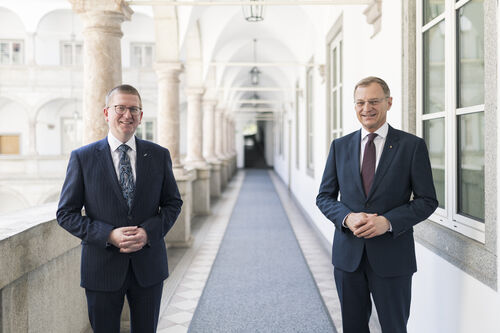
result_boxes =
[57,137,183,291]
[316,125,438,277]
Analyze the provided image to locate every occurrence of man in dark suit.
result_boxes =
[316,77,438,333]
[57,84,183,333]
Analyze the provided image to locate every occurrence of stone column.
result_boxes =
[185,88,205,165]
[155,62,183,167]
[203,99,221,198]
[185,88,210,215]
[155,61,194,247]
[70,0,132,144]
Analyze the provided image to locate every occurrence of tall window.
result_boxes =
[136,119,156,142]
[130,43,154,68]
[0,40,23,65]
[306,63,314,175]
[417,0,485,241]
[61,41,83,66]
[328,34,343,143]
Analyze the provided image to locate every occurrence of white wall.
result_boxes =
[273,1,500,332]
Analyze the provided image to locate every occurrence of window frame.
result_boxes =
[60,40,83,66]
[130,42,155,68]
[135,118,156,142]
[416,0,486,242]
[306,59,315,176]
[0,39,24,65]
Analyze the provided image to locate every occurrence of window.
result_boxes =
[417,0,485,242]
[130,43,154,68]
[0,40,23,65]
[61,41,83,66]
[136,119,155,142]
[0,135,20,154]
[327,31,343,143]
[306,62,314,176]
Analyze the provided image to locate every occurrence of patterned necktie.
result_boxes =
[361,133,377,196]
[118,144,135,210]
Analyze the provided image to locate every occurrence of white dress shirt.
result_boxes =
[360,122,388,172]
[343,122,392,231]
[107,132,137,182]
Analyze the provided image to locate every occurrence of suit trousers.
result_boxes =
[85,262,163,333]
[334,249,412,333]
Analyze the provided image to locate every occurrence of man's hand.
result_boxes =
[108,226,148,253]
[346,213,390,238]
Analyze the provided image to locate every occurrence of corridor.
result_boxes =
[157,170,381,333]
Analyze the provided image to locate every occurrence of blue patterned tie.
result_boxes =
[118,144,135,210]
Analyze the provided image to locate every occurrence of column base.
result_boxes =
[209,162,222,198]
[166,168,196,248]
[186,163,211,216]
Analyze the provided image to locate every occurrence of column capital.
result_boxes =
[185,87,205,96]
[154,62,184,82]
[70,0,133,19]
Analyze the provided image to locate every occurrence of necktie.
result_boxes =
[361,133,377,196]
[118,144,135,210]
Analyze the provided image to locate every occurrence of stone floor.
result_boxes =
[129,170,381,333]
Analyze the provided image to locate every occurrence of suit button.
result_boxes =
[128,216,132,221]
[365,203,370,208]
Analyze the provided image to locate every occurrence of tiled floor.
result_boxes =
[157,170,381,333]
[156,172,245,333]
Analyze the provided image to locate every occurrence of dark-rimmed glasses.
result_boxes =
[109,105,142,115]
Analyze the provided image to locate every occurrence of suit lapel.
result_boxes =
[367,125,400,198]
[132,137,151,212]
[348,130,365,197]
[95,138,129,211]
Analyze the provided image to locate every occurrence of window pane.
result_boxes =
[339,40,342,83]
[136,126,143,139]
[458,112,484,221]
[423,0,445,25]
[332,47,337,85]
[144,46,153,67]
[61,44,72,65]
[423,118,445,209]
[423,20,445,114]
[75,44,83,66]
[146,121,154,141]
[457,0,484,108]
[1,42,10,64]
[11,42,22,64]
[131,46,142,67]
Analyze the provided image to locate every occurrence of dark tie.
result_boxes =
[361,133,377,196]
[118,144,135,210]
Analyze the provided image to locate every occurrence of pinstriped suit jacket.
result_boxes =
[57,137,183,291]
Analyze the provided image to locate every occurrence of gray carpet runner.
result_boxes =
[188,170,335,332]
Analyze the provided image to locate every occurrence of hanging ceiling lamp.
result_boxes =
[249,38,261,86]
[242,0,264,22]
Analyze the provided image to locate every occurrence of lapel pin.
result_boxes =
[144,153,148,157]
[389,145,393,149]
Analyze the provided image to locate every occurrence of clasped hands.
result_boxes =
[345,212,390,239]
[108,226,148,253]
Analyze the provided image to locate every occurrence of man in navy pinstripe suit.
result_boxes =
[57,84,183,333]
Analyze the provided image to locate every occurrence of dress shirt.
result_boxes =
[107,132,137,183]
[343,122,392,232]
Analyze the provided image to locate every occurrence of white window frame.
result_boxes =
[60,40,83,66]
[0,40,24,65]
[130,43,155,68]
[328,32,343,143]
[306,61,314,176]
[416,0,485,242]
[135,119,156,142]
[295,81,300,169]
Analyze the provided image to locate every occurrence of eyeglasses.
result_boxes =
[354,97,388,108]
[109,105,142,115]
